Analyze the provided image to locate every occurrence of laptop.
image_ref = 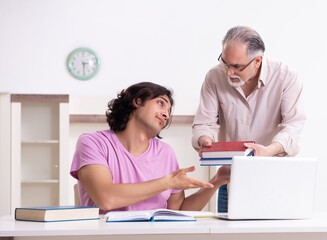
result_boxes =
[218,156,317,220]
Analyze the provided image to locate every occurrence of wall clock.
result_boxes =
[66,47,100,80]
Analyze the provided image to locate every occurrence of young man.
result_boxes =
[71,82,230,213]
[192,26,306,212]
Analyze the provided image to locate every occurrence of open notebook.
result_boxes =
[218,156,317,220]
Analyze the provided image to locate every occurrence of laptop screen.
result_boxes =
[223,156,317,220]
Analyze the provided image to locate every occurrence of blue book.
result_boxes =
[15,206,100,222]
[199,159,232,166]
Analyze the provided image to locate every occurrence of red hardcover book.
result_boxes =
[201,141,254,159]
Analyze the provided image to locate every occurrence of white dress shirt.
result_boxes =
[192,58,306,156]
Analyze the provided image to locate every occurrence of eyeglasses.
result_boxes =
[218,53,256,72]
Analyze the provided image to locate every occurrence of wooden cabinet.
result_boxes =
[2,94,69,214]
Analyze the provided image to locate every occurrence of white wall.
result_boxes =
[1,0,327,211]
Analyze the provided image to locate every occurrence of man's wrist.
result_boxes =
[268,142,284,156]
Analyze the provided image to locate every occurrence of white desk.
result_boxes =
[207,212,327,240]
[1,213,327,240]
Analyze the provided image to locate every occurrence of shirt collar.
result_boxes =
[258,58,268,87]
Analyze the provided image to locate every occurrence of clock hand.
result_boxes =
[82,61,88,76]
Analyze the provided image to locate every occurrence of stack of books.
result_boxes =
[199,141,254,166]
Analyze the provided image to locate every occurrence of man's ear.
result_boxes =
[255,55,263,68]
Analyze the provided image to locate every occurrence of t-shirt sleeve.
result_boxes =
[70,133,109,179]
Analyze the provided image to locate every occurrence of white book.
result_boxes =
[105,209,214,222]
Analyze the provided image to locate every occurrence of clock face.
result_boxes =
[66,47,100,80]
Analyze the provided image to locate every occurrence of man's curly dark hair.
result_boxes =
[106,82,174,138]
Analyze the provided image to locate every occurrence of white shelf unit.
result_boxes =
[0,93,11,216]
[10,94,69,213]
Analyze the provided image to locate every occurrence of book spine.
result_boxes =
[200,157,232,160]
[200,163,231,167]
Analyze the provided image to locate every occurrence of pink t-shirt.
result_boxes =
[70,130,181,212]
